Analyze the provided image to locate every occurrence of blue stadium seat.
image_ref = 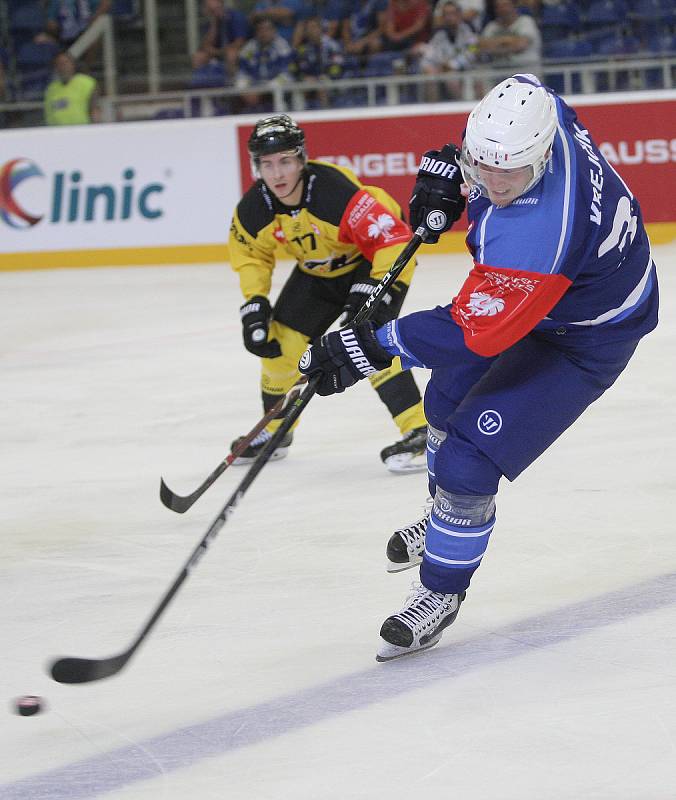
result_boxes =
[15,41,58,102]
[645,30,676,51]
[541,2,581,29]
[155,108,185,120]
[9,1,45,35]
[9,1,47,52]
[597,32,641,53]
[629,0,667,18]
[111,0,140,22]
[18,69,51,101]
[363,52,402,77]
[584,0,627,25]
[16,41,58,70]
[544,38,594,59]
[190,61,225,89]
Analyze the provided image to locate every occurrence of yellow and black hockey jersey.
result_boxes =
[229,161,416,301]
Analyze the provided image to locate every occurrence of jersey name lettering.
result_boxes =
[574,122,604,226]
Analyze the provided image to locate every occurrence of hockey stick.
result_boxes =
[48,231,425,685]
[159,377,307,514]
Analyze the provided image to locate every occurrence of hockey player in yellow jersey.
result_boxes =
[228,114,427,473]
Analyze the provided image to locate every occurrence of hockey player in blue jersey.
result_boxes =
[298,74,659,661]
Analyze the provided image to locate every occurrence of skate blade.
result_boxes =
[385,555,422,573]
[383,453,427,475]
[375,633,442,662]
[232,448,290,467]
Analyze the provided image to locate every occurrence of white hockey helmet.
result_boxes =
[460,76,558,198]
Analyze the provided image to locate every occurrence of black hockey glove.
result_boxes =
[338,278,408,327]
[298,322,393,396]
[409,143,466,244]
[239,295,282,358]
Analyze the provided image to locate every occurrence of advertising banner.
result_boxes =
[0,90,673,270]
[0,117,237,261]
[236,94,676,225]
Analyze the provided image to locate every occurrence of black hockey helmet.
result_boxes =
[247,114,307,175]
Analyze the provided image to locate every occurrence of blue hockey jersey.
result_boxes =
[378,75,658,365]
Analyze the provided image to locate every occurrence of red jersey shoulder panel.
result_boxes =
[338,189,410,262]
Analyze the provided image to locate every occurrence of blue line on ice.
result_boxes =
[3,571,674,800]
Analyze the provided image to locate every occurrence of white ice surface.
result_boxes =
[0,248,675,800]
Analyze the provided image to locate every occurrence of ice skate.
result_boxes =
[380,426,427,474]
[386,496,432,572]
[230,429,293,465]
[376,582,466,662]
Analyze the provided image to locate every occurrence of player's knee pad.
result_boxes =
[434,427,502,497]
[423,374,460,431]
[422,487,497,595]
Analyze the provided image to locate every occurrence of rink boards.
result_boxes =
[0,89,674,271]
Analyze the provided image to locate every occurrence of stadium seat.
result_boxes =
[584,0,627,25]
[629,0,667,19]
[112,0,138,15]
[190,61,225,90]
[363,52,402,77]
[597,32,641,53]
[9,1,45,36]
[544,38,594,59]
[541,2,581,29]
[16,41,58,70]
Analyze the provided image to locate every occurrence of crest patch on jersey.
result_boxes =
[451,263,571,357]
[366,213,396,240]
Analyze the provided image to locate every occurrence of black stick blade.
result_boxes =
[159,477,194,514]
[50,653,130,684]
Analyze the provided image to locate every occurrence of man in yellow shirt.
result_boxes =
[44,51,100,125]
[229,114,428,473]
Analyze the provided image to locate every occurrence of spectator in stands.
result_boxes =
[476,0,541,74]
[341,0,388,56]
[435,0,485,32]
[37,0,111,48]
[290,14,344,107]
[415,0,476,100]
[291,16,344,80]
[235,17,292,112]
[292,0,347,46]
[191,0,250,84]
[44,51,100,125]
[250,0,303,45]
[381,0,432,53]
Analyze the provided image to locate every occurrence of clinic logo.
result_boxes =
[0,161,166,229]
[0,158,44,228]
[477,410,502,435]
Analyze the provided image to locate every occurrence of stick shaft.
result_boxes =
[49,233,424,684]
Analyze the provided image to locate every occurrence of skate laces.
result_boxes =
[397,497,433,550]
[249,428,273,447]
[396,581,453,631]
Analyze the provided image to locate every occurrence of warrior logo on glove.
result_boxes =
[418,155,459,180]
[426,209,448,231]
